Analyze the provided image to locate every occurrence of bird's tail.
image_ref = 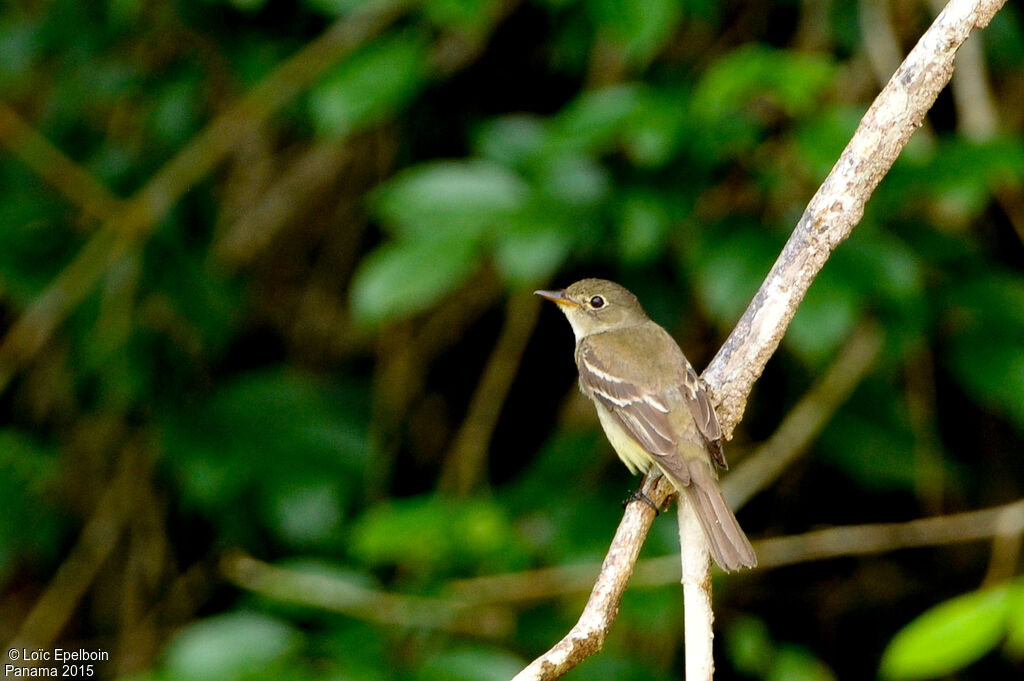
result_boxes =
[668,462,757,572]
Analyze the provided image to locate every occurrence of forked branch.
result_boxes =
[511,1,1008,679]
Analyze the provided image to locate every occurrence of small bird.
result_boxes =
[536,278,756,571]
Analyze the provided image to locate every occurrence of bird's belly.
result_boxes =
[594,402,653,475]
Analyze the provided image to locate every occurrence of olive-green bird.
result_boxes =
[536,278,756,571]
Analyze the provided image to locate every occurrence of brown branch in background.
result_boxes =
[367,269,504,498]
[220,552,514,638]
[858,0,908,98]
[635,498,1024,583]
[223,498,1024,624]
[905,347,946,515]
[0,104,123,225]
[214,142,355,267]
[0,5,401,396]
[721,321,884,509]
[704,0,1008,436]
[443,499,1024,608]
[981,503,1024,586]
[8,443,144,652]
[440,291,542,494]
[736,498,1024,568]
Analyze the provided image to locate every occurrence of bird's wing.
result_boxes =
[578,329,728,471]
[682,363,727,469]
[576,337,679,459]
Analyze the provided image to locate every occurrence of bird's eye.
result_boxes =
[589,295,605,309]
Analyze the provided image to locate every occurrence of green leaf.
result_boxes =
[694,226,779,325]
[693,44,836,118]
[419,0,502,33]
[350,495,520,573]
[622,86,691,167]
[0,168,81,303]
[309,31,428,137]
[373,160,530,239]
[616,191,670,265]
[786,273,861,367]
[474,115,548,166]
[586,0,682,67]
[726,616,775,677]
[266,480,344,547]
[0,430,60,584]
[160,370,370,545]
[947,334,1024,430]
[349,237,478,326]
[880,586,1011,679]
[690,45,835,162]
[547,84,643,155]
[1005,580,1024,659]
[915,139,1024,213]
[163,612,301,681]
[532,154,609,205]
[416,645,525,681]
[768,646,837,681]
[819,412,929,492]
[945,272,1024,331]
[493,221,572,287]
[795,105,862,177]
[944,272,1024,431]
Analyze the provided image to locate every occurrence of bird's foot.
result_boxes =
[622,489,660,516]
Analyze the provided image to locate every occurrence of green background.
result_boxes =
[1,0,1023,678]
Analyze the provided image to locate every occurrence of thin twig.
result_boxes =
[220,552,514,638]
[444,498,1024,606]
[721,321,884,509]
[0,104,123,225]
[8,444,141,650]
[222,499,1024,630]
[439,291,542,494]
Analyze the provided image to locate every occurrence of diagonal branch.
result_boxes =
[0,104,123,224]
[0,5,401,395]
[704,0,1007,433]
[510,474,674,681]
[511,1,1008,679]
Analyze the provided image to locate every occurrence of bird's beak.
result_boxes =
[534,289,577,306]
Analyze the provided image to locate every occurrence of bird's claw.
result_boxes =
[622,489,660,516]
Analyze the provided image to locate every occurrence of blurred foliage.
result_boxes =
[879,579,1024,680]
[1,0,1023,680]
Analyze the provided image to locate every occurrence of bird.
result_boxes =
[536,278,756,571]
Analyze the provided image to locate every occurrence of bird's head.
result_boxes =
[535,278,650,341]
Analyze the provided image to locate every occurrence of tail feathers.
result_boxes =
[659,461,756,572]
[681,481,757,571]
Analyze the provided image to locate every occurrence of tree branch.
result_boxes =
[511,0,1008,678]
[704,0,1007,435]
[679,497,714,681]
[439,291,542,494]
[510,474,673,681]
[441,498,1024,607]
[220,552,514,638]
